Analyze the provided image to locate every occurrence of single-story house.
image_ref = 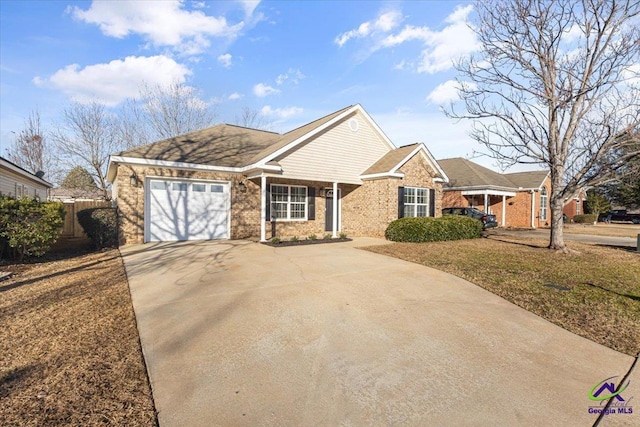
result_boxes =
[107,104,449,244]
[438,158,551,228]
[0,156,52,200]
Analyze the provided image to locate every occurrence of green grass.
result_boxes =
[365,236,640,356]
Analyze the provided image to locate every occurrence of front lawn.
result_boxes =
[364,236,640,356]
[0,249,157,426]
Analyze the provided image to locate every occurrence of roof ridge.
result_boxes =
[222,123,281,135]
[282,105,354,135]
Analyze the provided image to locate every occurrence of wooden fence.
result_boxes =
[61,200,111,238]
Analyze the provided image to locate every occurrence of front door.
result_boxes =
[325,189,341,232]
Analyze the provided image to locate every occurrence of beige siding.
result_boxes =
[275,111,392,184]
[0,167,48,199]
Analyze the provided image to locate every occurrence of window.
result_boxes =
[211,184,224,193]
[192,183,206,192]
[172,182,187,192]
[271,185,307,220]
[404,187,429,217]
[150,181,167,190]
[540,187,548,220]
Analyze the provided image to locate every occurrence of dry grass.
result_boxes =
[0,248,157,426]
[365,236,640,356]
[563,223,640,238]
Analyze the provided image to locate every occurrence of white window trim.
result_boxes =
[540,187,548,220]
[271,184,308,221]
[404,186,430,218]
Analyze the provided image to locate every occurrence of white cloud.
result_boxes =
[253,83,280,97]
[33,55,191,106]
[218,53,232,68]
[276,68,306,85]
[335,10,402,47]
[228,92,243,100]
[261,105,303,119]
[71,0,244,55]
[238,0,261,17]
[426,79,476,104]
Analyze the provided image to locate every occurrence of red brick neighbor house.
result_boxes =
[107,104,450,244]
[562,188,587,221]
[438,158,551,228]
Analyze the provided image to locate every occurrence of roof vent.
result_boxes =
[35,171,45,178]
[348,118,359,132]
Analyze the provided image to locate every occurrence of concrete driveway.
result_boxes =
[121,238,637,427]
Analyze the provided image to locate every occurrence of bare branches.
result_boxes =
[447,0,640,249]
[232,107,273,131]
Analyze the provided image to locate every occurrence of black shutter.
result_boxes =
[429,188,436,217]
[397,186,405,218]
[307,187,316,220]
[266,184,271,220]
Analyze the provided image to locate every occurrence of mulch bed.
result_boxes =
[262,238,352,247]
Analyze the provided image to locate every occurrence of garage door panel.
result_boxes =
[147,179,229,242]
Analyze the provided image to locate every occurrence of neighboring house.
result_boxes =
[107,104,449,244]
[562,188,587,220]
[0,156,52,200]
[49,188,108,202]
[438,158,551,228]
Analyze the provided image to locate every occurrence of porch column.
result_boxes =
[501,195,506,227]
[332,181,338,238]
[260,175,267,242]
[484,191,489,213]
[530,190,536,229]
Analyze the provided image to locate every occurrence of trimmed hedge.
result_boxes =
[77,207,118,249]
[572,214,597,224]
[385,215,483,242]
[0,195,65,260]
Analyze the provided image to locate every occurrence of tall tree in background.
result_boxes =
[5,109,59,183]
[118,82,217,149]
[448,0,640,251]
[52,102,117,200]
[60,166,98,191]
[232,107,273,131]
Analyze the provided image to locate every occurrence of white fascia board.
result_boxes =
[1,158,53,188]
[108,156,282,178]
[354,104,397,151]
[461,189,517,197]
[360,172,405,180]
[247,171,363,185]
[388,143,450,183]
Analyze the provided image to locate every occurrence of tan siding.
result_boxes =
[0,168,48,199]
[275,111,391,184]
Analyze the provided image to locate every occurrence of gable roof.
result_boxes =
[0,156,53,188]
[107,104,396,181]
[438,157,547,191]
[361,143,449,182]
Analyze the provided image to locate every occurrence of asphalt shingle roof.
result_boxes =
[362,144,418,175]
[438,157,547,190]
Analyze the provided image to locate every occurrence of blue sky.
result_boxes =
[0,0,505,168]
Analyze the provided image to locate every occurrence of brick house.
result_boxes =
[107,104,449,244]
[562,188,587,221]
[438,158,551,228]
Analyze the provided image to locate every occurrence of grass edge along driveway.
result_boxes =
[364,236,640,356]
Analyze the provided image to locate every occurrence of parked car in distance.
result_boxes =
[598,210,640,224]
[442,207,499,229]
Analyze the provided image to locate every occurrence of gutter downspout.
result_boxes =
[531,190,536,229]
[260,175,267,242]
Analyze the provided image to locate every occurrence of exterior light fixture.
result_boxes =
[130,174,139,187]
[238,180,247,193]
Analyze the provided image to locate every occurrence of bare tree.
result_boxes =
[118,82,217,149]
[232,107,273,131]
[52,102,118,199]
[448,0,640,251]
[5,109,59,182]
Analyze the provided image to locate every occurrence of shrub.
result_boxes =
[323,234,332,240]
[0,196,65,260]
[385,216,483,243]
[77,207,118,249]
[572,214,597,224]
[308,234,317,241]
[339,232,347,239]
[290,236,299,242]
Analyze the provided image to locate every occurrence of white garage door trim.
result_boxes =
[144,176,231,243]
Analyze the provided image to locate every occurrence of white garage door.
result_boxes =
[146,179,230,242]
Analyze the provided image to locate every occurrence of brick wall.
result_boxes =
[114,151,444,243]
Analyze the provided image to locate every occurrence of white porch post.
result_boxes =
[530,190,536,229]
[332,181,338,238]
[484,191,489,213]
[501,195,506,227]
[260,175,267,242]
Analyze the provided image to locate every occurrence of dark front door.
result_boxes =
[325,189,341,232]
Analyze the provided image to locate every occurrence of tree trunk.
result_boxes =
[549,163,566,250]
